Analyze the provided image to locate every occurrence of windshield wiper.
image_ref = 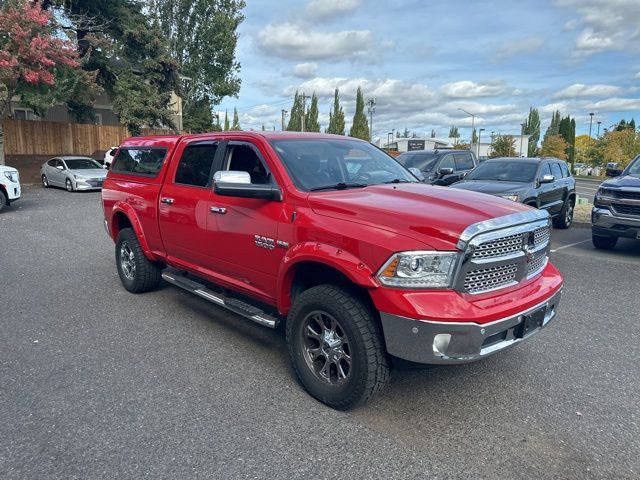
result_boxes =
[309,182,369,192]
[383,178,413,184]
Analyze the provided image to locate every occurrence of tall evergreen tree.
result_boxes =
[326,88,345,135]
[430,129,437,138]
[558,115,576,163]
[230,107,241,130]
[522,107,541,156]
[286,91,304,131]
[223,110,229,131]
[449,125,459,138]
[471,128,478,144]
[305,93,320,132]
[349,87,369,140]
[543,110,562,143]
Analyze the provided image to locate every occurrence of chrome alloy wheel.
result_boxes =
[119,241,136,280]
[301,310,352,385]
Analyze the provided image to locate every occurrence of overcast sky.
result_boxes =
[217,0,640,142]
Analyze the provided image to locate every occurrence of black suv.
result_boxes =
[591,154,640,249]
[396,149,477,186]
[451,157,576,229]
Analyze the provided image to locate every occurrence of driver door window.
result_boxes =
[223,142,272,185]
[439,155,455,171]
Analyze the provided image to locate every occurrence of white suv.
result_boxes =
[0,165,21,212]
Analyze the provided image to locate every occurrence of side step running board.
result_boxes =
[161,269,279,329]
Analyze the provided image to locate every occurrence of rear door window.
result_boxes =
[454,153,475,171]
[560,162,570,177]
[174,143,219,187]
[112,148,168,177]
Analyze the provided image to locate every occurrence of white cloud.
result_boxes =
[293,62,318,79]
[555,0,640,57]
[552,83,623,99]
[305,0,362,21]
[440,81,515,98]
[585,97,640,111]
[492,36,544,61]
[257,23,374,60]
[634,72,640,80]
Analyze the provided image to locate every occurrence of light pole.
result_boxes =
[367,98,376,142]
[520,122,525,157]
[588,112,594,139]
[457,108,476,156]
[281,109,288,131]
[478,128,485,158]
[387,131,392,148]
[597,121,601,138]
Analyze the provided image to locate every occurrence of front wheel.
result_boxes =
[115,228,162,293]
[42,174,49,188]
[592,234,617,250]
[553,197,574,229]
[0,189,7,212]
[286,284,390,410]
[65,178,74,192]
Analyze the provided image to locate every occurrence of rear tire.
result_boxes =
[42,175,49,188]
[553,197,574,229]
[0,189,7,212]
[592,234,617,250]
[286,284,390,410]
[65,178,74,192]
[115,227,162,293]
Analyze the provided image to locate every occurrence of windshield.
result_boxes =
[465,161,538,182]
[270,138,417,191]
[396,153,438,172]
[65,158,101,170]
[624,155,640,177]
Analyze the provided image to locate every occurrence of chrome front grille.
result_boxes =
[464,263,519,293]
[472,233,523,259]
[456,211,551,295]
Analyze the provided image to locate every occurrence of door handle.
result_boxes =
[160,197,174,205]
[210,206,227,214]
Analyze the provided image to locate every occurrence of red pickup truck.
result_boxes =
[102,132,563,409]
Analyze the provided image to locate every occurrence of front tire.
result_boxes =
[115,228,162,293]
[65,178,74,192]
[286,284,390,410]
[42,174,49,188]
[553,197,574,229]
[592,234,617,250]
[0,189,7,212]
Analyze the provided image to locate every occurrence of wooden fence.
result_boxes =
[3,119,180,156]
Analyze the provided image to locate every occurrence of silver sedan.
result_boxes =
[40,156,107,192]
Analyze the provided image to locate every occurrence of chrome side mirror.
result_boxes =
[438,167,454,176]
[56,165,64,171]
[213,170,251,184]
[540,174,554,184]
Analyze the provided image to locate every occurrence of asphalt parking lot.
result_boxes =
[575,178,600,203]
[1,186,638,479]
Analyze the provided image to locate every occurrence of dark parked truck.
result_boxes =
[102,132,563,409]
[592,154,640,249]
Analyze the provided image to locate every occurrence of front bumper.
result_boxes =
[2,182,21,201]
[592,207,640,239]
[380,288,561,364]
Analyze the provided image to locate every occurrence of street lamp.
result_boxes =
[367,98,376,142]
[457,108,476,156]
[478,128,485,158]
[520,122,525,157]
[597,121,601,138]
[588,112,594,139]
[387,131,392,147]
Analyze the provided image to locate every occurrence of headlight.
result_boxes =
[4,171,18,182]
[377,251,458,289]
[500,194,519,202]
[595,188,614,205]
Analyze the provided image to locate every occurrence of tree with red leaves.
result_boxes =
[0,0,95,164]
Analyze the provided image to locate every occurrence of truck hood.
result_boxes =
[307,183,529,250]
[600,174,640,189]
[451,180,528,195]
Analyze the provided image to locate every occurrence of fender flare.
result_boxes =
[111,202,155,260]
[276,242,379,314]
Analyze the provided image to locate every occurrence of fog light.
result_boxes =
[433,333,451,356]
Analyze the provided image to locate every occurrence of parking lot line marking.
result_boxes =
[550,238,592,252]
